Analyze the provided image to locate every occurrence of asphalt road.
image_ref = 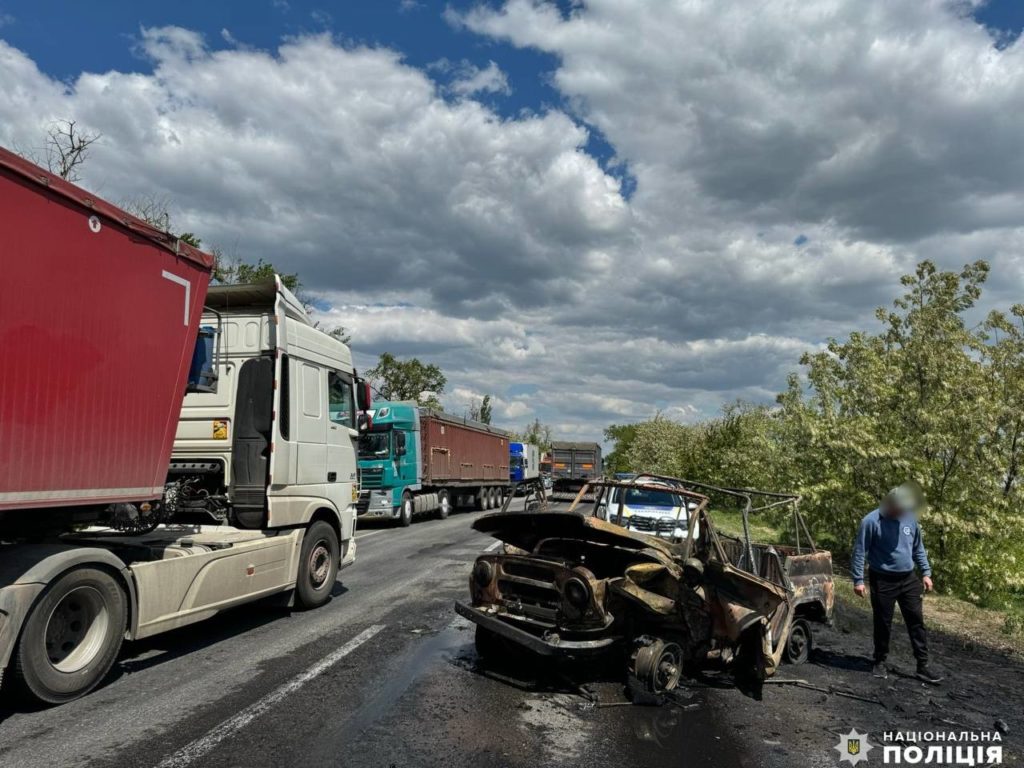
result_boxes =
[0,500,743,768]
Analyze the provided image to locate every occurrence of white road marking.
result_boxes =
[154,624,385,768]
[485,540,503,552]
[355,529,385,540]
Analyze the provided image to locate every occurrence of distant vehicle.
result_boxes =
[541,473,553,491]
[357,403,511,525]
[598,474,700,542]
[549,441,602,498]
[509,442,540,487]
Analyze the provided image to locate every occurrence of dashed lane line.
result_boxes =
[154,624,386,768]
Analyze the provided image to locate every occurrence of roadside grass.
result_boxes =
[708,507,1024,658]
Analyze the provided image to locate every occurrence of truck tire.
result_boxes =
[12,567,127,705]
[437,490,451,519]
[295,521,340,609]
[398,492,414,527]
[475,488,487,511]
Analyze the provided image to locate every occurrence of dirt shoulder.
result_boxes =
[716,591,1022,767]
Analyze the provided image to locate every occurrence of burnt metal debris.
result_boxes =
[455,474,835,702]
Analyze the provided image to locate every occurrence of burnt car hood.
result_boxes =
[473,511,677,557]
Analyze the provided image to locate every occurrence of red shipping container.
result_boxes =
[420,411,509,484]
[0,147,215,512]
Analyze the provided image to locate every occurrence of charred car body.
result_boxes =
[455,476,834,698]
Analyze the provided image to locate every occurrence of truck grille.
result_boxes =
[356,493,371,516]
[360,468,383,489]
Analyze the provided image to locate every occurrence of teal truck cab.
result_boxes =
[357,402,511,526]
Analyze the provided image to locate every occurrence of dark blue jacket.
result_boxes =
[851,508,932,585]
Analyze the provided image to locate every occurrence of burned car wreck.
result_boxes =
[454,476,834,699]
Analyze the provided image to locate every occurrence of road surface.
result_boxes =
[1,501,1019,768]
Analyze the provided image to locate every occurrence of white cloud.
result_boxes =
[4,3,1024,445]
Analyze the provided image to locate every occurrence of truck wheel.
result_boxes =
[784,619,812,664]
[12,567,127,705]
[296,521,340,609]
[475,489,487,511]
[398,493,414,527]
[437,490,451,520]
[488,488,499,509]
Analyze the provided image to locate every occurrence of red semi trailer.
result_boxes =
[0,147,366,705]
[0,147,214,518]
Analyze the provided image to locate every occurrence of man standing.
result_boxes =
[851,484,942,683]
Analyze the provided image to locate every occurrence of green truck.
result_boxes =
[357,402,512,526]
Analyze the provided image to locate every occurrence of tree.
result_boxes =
[614,260,1024,606]
[604,423,639,474]
[366,352,446,409]
[518,418,553,452]
[214,256,352,344]
[44,119,100,182]
[469,395,493,424]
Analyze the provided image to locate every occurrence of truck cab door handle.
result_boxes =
[327,472,337,482]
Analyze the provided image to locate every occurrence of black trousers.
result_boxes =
[869,570,928,663]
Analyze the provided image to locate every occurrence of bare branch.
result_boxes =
[45,119,101,182]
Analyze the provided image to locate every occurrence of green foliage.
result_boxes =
[366,352,446,409]
[620,260,1024,607]
[214,256,300,292]
[604,423,639,474]
[469,395,493,424]
[512,419,553,452]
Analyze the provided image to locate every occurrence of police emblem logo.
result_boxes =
[903,525,911,536]
[834,729,873,765]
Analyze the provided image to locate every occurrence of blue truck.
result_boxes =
[357,402,512,526]
[509,442,540,483]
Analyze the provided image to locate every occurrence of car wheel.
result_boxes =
[784,619,812,664]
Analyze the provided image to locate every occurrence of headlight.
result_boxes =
[473,560,495,587]
[562,577,590,608]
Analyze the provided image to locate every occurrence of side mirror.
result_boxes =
[395,431,407,456]
[356,379,372,411]
[357,412,371,432]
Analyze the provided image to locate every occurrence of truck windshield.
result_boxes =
[510,455,524,469]
[358,431,390,458]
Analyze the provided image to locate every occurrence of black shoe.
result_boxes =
[916,664,943,684]
[871,662,888,679]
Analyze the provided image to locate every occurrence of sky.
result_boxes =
[2,0,1024,443]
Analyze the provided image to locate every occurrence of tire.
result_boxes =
[784,619,812,665]
[398,493,414,527]
[295,520,340,609]
[475,489,487,511]
[12,567,127,705]
[437,490,451,520]
[488,488,499,510]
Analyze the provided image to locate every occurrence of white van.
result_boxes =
[600,475,700,542]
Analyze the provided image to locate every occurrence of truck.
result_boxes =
[357,402,511,525]
[549,440,603,499]
[509,442,540,484]
[0,146,369,704]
